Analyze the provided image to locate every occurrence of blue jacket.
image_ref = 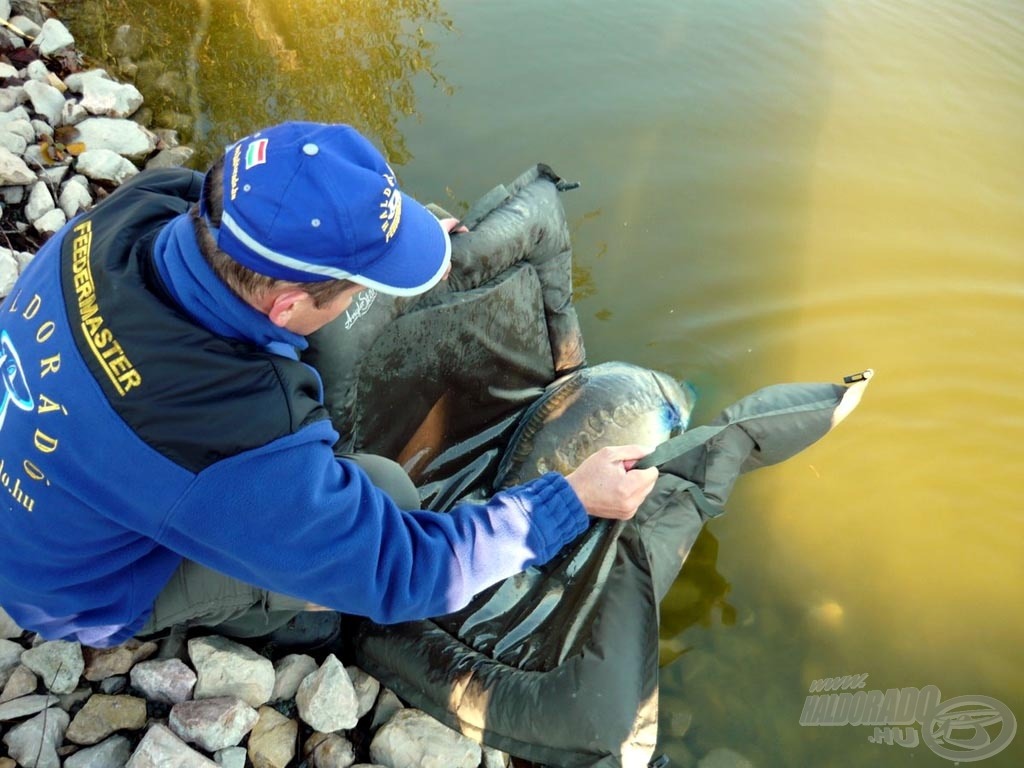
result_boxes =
[0,168,588,647]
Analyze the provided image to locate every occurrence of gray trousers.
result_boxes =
[138,453,419,639]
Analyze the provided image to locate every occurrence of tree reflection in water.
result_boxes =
[55,0,454,168]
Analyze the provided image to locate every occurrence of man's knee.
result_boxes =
[340,453,420,509]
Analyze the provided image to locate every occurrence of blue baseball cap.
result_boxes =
[202,122,451,296]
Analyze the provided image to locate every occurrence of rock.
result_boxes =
[15,249,33,270]
[369,687,404,731]
[0,106,31,124]
[169,696,259,752]
[30,119,51,139]
[369,709,481,768]
[214,746,247,768]
[482,746,510,768]
[0,0,9,20]
[65,69,144,119]
[0,638,23,685]
[56,685,93,714]
[296,654,359,733]
[0,129,27,155]
[145,146,195,169]
[33,18,75,56]
[0,760,15,768]
[111,24,144,59]
[11,1,45,26]
[0,146,34,184]
[0,186,25,205]
[248,705,298,768]
[0,86,26,112]
[99,675,129,694]
[59,176,93,218]
[188,635,275,708]
[0,607,23,639]
[25,179,53,221]
[347,667,380,719]
[61,98,89,125]
[0,664,37,702]
[127,724,219,767]
[38,163,70,186]
[2,706,69,768]
[25,59,48,81]
[83,639,158,681]
[21,640,84,694]
[154,128,181,148]
[9,15,41,38]
[76,148,139,184]
[130,657,196,704]
[304,731,355,768]
[64,734,132,768]
[0,693,60,721]
[0,253,16,299]
[698,747,756,768]
[72,117,157,161]
[65,694,147,745]
[270,653,317,702]
[33,207,67,235]
[1,118,34,144]
[0,62,13,78]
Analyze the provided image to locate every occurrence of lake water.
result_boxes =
[57,0,1023,765]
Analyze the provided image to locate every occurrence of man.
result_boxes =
[0,122,656,648]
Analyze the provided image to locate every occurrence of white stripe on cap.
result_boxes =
[220,211,357,281]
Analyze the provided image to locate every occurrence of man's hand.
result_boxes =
[565,445,659,520]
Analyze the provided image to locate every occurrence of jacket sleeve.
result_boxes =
[154,419,590,623]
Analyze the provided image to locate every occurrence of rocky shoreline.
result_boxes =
[1,607,508,767]
[0,4,510,767]
[0,0,192,297]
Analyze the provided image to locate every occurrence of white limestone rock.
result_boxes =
[0,85,26,113]
[25,58,48,82]
[64,734,132,768]
[482,745,511,768]
[305,731,356,768]
[33,207,67,236]
[0,637,22,685]
[169,696,259,753]
[61,98,89,126]
[347,666,380,719]
[58,176,93,219]
[188,635,275,708]
[23,79,65,125]
[0,145,33,185]
[21,639,84,694]
[65,69,144,119]
[76,148,139,184]
[369,708,481,768]
[72,117,157,160]
[9,15,41,38]
[0,105,31,123]
[214,746,247,768]
[296,654,359,733]
[271,653,318,702]
[127,724,219,768]
[0,693,60,721]
[130,657,197,704]
[2,706,69,768]
[0,0,10,20]
[33,17,74,56]
[369,687,404,731]
[25,179,54,221]
[0,62,12,78]
[0,129,26,155]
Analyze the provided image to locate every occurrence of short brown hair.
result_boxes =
[193,157,357,308]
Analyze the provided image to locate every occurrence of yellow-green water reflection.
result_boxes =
[57,0,1023,765]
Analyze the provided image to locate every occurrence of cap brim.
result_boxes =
[349,195,452,297]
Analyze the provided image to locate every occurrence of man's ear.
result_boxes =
[265,288,310,328]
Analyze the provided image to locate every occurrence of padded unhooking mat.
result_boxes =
[304,166,872,767]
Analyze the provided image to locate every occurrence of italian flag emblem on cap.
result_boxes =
[245,138,269,169]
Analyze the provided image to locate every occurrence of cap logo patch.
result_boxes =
[245,138,269,170]
[379,172,402,243]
